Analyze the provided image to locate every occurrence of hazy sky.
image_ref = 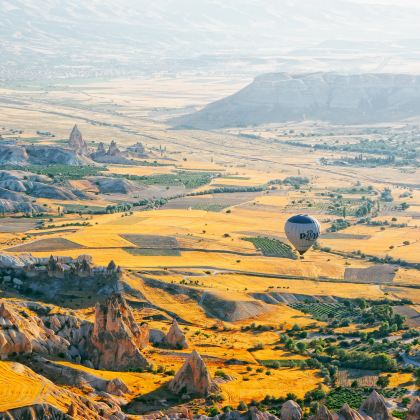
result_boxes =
[1,0,420,78]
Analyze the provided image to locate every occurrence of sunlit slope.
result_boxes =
[0,362,67,412]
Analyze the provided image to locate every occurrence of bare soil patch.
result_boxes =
[6,237,84,252]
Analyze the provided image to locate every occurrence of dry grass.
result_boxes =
[218,367,321,405]
[0,361,68,412]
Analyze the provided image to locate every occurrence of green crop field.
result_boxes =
[326,387,407,411]
[115,171,218,189]
[290,302,349,321]
[0,164,107,180]
[243,237,297,259]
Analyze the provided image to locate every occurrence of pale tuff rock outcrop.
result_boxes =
[406,398,420,420]
[168,350,219,396]
[0,301,68,357]
[0,198,43,214]
[96,142,106,154]
[90,140,135,164]
[0,144,29,165]
[165,318,188,349]
[281,400,303,420]
[337,404,368,420]
[359,390,393,420]
[309,405,337,420]
[69,124,88,155]
[149,328,166,345]
[108,140,121,156]
[89,293,149,370]
[0,144,93,166]
[0,362,127,419]
[28,356,129,396]
[92,176,140,194]
[127,142,146,156]
[0,403,72,419]
[106,378,130,396]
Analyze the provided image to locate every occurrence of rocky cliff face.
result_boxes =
[173,72,420,129]
[89,293,149,370]
[168,350,219,397]
[0,301,69,357]
[69,125,88,155]
[165,318,188,349]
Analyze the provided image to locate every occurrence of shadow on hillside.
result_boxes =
[124,383,190,415]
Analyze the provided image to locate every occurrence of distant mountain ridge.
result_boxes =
[172,72,420,128]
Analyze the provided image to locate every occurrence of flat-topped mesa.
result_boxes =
[89,293,149,371]
[69,124,88,155]
[281,400,303,420]
[168,350,219,397]
[165,318,188,349]
[359,390,393,420]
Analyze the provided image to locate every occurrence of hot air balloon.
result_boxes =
[285,214,320,256]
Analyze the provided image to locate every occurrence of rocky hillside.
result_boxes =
[173,72,420,128]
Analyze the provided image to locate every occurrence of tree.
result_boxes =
[415,368,420,387]
[297,341,307,354]
[237,401,248,411]
[376,375,390,388]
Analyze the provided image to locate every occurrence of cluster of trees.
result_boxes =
[327,218,351,232]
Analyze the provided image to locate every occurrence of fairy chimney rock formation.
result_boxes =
[89,293,149,370]
[359,390,392,420]
[281,400,303,420]
[406,398,420,420]
[166,318,188,349]
[168,350,219,396]
[96,142,106,155]
[108,140,121,156]
[310,405,337,420]
[337,404,367,420]
[69,125,88,155]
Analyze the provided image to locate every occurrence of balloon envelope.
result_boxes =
[285,214,321,255]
